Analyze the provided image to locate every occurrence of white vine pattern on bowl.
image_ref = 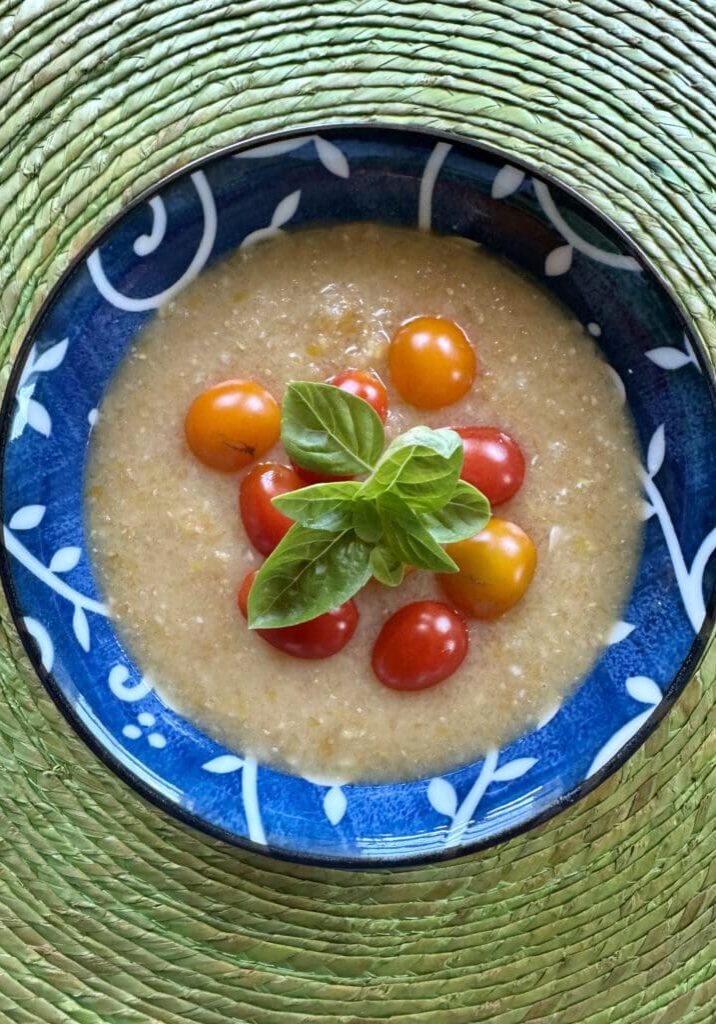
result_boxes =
[234,135,350,179]
[74,695,182,804]
[11,337,68,440]
[607,620,636,645]
[107,664,153,702]
[302,773,348,826]
[586,676,662,778]
[606,366,626,405]
[23,616,54,671]
[240,190,301,250]
[646,333,701,373]
[532,178,642,276]
[322,785,347,825]
[491,165,526,200]
[419,142,451,230]
[640,425,716,634]
[202,755,267,845]
[123,711,166,748]
[484,163,643,277]
[428,751,537,847]
[4,505,107,652]
[87,171,217,312]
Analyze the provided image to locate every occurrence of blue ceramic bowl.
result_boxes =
[2,125,715,867]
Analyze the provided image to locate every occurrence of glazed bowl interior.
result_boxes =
[2,124,715,867]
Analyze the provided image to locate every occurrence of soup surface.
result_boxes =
[86,223,642,782]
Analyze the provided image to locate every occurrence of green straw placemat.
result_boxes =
[1,2,716,1021]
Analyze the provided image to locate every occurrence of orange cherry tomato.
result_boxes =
[454,426,526,506]
[238,571,359,659]
[185,379,280,472]
[438,518,537,620]
[388,316,477,409]
[371,601,468,691]
[239,463,303,556]
[291,369,387,484]
[327,369,389,422]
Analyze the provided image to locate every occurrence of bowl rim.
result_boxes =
[1,119,715,869]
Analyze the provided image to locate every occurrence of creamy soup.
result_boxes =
[86,223,642,782]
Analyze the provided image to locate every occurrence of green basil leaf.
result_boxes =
[377,492,458,573]
[281,381,385,476]
[359,426,463,512]
[248,524,372,628]
[352,498,383,543]
[421,480,491,543]
[272,481,361,532]
[370,546,405,587]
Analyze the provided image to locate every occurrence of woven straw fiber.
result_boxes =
[1,2,716,1021]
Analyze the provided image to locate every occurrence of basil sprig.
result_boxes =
[359,426,463,512]
[247,381,490,628]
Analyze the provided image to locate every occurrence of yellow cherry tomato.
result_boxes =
[388,315,477,409]
[438,517,537,620]
[185,379,280,472]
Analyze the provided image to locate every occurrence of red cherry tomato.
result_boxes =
[454,427,526,506]
[238,571,359,659]
[290,370,387,484]
[239,463,303,556]
[327,369,389,422]
[290,461,353,486]
[371,601,468,691]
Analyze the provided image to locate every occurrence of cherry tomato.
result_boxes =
[371,601,468,691]
[238,571,359,659]
[454,427,526,506]
[185,379,280,472]
[327,369,389,422]
[290,370,387,484]
[438,517,537,620]
[388,316,477,409]
[290,461,353,486]
[239,463,303,555]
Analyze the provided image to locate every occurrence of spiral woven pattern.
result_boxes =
[1,2,715,1021]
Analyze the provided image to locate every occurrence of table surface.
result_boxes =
[1,2,715,1021]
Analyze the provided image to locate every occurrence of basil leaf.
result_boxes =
[282,381,385,476]
[370,546,405,587]
[352,498,383,543]
[360,426,463,512]
[272,481,361,532]
[421,480,491,543]
[248,524,372,628]
[377,492,458,573]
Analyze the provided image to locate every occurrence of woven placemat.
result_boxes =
[1,2,716,1021]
